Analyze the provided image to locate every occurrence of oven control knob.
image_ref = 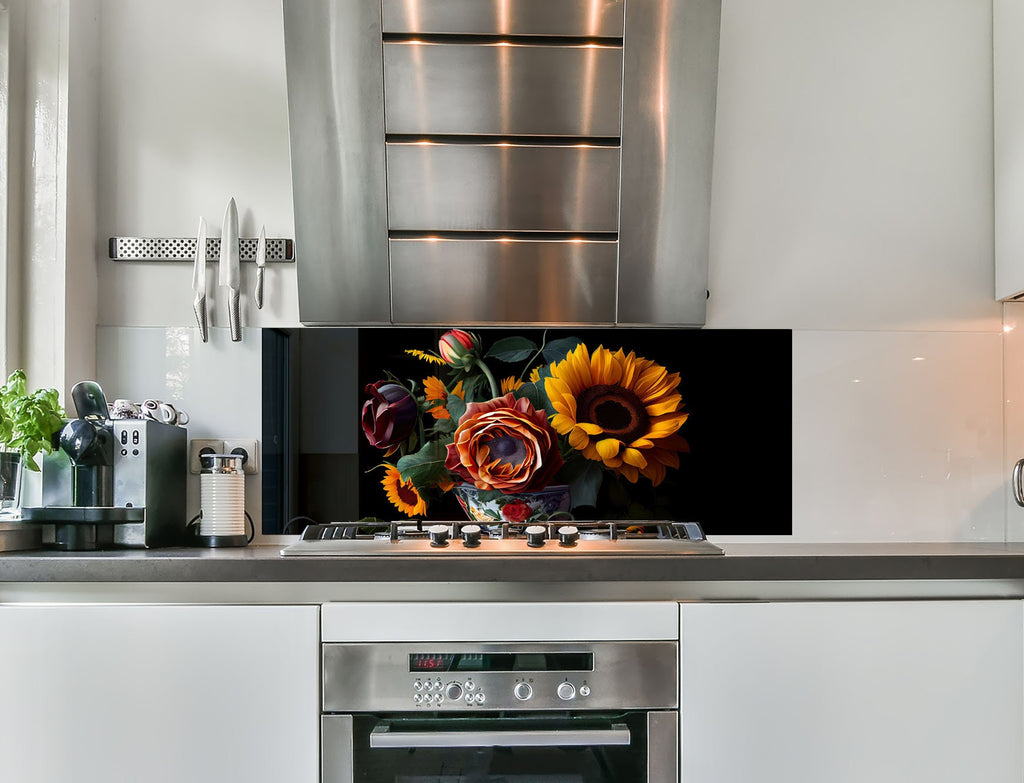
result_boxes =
[579,685,591,697]
[514,682,533,701]
[461,524,482,548]
[557,525,579,547]
[445,682,464,701]
[428,524,450,547]
[525,525,547,547]
[557,682,576,701]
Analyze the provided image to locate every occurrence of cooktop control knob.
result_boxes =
[461,524,482,548]
[525,525,547,548]
[514,682,533,701]
[557,682,576,701]
[445,682,463,702]
[428,524,450,547]
[557,525,579,547]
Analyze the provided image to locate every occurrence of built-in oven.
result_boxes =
[321,640,678,782]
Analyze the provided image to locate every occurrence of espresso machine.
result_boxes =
[22,381,187,550]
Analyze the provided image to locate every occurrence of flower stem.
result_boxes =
[474,357,501,399]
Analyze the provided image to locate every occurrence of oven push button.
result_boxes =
[513,682,533,701]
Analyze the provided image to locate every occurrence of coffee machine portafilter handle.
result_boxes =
[71,381,109,420]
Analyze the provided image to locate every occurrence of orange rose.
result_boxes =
[444,393,563,493]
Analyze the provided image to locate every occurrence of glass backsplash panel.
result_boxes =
[263,328,792,535]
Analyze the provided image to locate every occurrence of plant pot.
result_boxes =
[0,451,23,517]
[453,483,571,525]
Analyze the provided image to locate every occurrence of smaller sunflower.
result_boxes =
[381,464,428,516]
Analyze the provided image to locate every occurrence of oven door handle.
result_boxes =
[369,723,631,749]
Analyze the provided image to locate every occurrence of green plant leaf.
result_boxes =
[512,382,544,410]
[446,395,467,424]
[542,336,583,364]
[0,372,64,471]
[568,461,604,510]
[486,336,538,363]
[396,439,450,492]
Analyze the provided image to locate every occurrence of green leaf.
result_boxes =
[396,439,451,493]
[486,336,538,363]
[512,382,543,410]
[542,336,583,364]
[0,372,64,471]
[568,461,604,510]
[446,395,467,425]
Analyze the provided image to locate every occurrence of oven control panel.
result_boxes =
[322,641,678,713]
[409,675,593,708]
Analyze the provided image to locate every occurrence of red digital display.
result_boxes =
[410,654,454,672]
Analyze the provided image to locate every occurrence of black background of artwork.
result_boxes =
[354,328,792,536]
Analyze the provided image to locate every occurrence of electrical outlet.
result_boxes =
[223,438,259,475]
[189,439,224,474]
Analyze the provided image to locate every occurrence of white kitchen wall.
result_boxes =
[92,0,1004,542]
[95,326,263,532]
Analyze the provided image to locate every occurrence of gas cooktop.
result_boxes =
[280,520,723,557]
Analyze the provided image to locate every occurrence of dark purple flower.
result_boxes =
[361,381,417,451]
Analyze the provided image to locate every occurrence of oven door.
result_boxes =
[323,711,677,783]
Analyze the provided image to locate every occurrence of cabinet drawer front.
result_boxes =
[390,238,617,324]
[382,0,625,37]
[386,143,621,232]
[384,42,623,137]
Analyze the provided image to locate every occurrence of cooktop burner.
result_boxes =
[280,519,723,556]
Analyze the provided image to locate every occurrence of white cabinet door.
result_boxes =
[0,604,319,783]
[680,601,1023,783]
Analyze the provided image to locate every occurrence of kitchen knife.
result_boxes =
[192,217,209,342]
[254,224,266,310]
[219,197,241,342]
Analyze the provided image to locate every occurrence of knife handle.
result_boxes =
[255,267,265,310]
[193,294,209,343]
[229,289,241,342]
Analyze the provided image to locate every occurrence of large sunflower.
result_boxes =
[544,344,689,485]
[381,464,428,516]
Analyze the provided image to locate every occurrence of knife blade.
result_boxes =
[254,224,266,310]
[192,217,209,342]
[219,197,241,342]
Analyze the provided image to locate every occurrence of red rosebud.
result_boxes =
[438,329,480,369]
[361,381,417,451]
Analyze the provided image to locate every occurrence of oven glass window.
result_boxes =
[349,713,647,783]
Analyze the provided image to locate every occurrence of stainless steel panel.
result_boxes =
[617,0,721,326]
[322,715,354,783]
[283,0,391,325]
[382,0,625,37]
[647,711,679,783]
[389,239,616,324]
[322,641,678,712]
[383,42,623,137]
[369,723,631,748]
[386,143,621,232]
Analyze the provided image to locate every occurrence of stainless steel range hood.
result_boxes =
[283,0,721,326]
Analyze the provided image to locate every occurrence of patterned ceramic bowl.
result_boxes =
[453,483,571,525]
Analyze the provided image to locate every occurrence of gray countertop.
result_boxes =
[3,541,1024,585]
